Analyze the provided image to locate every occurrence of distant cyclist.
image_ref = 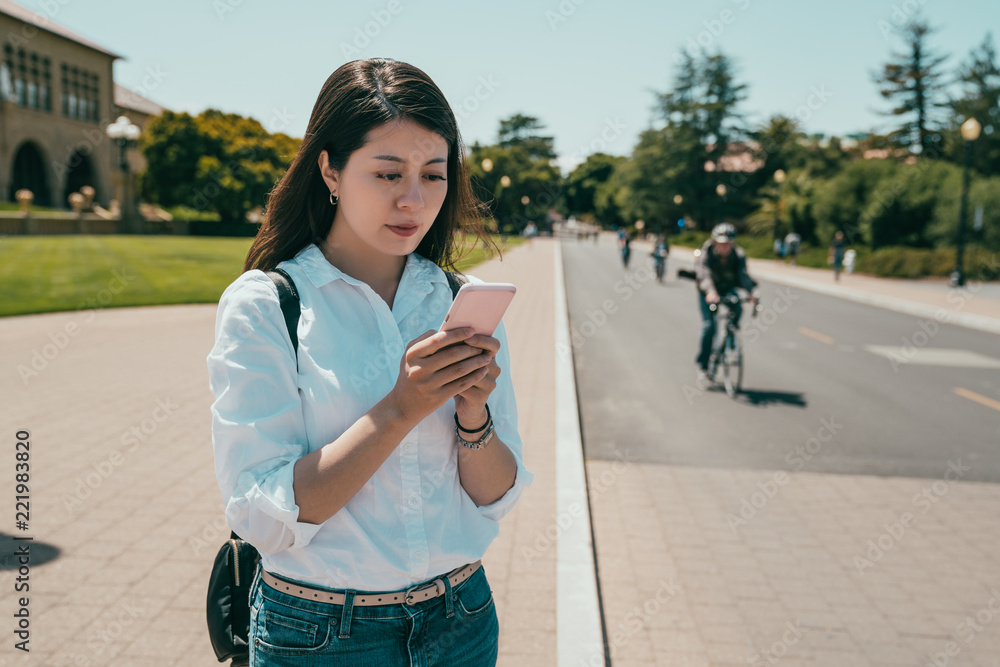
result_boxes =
[694,223,759,377]
[651,234,669,283]
[618,231,632,268]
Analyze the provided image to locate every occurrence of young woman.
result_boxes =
[207,58,532,666]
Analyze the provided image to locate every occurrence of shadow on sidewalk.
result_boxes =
[0,532,61,569]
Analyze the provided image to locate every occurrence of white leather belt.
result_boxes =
[260,560,481,607]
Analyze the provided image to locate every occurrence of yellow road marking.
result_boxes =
[798,327,835,345]
[954,387,1000,413]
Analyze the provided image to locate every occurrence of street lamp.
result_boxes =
[105,115,141,232]
[773,169,786,240]
[520,195,531,233]
[952,117,981,287]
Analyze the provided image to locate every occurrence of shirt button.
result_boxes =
[414,550,426,561]
[403,441,415,453]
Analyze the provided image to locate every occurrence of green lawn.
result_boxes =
[1,234,523,317]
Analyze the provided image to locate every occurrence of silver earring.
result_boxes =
[329,192,339,205]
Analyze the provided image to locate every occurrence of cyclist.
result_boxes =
[651,234,669,282]
[695,223,759,378]
[618,231,632,268]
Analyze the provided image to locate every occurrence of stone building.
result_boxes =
[0,0,162,210]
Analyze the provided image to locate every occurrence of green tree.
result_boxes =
[616,128,680,232]
[469,115,561,233]
[946,33,1000,176]
[813,159,895,248]
[629,50,750,230]
[747,169,821,243]
[658,51,748,169]
[871,18,949,155]
[800,135,849,180]
[497,114,557,161]
[593,163,629,230]
[138,109,300,222]
[750,115,808,176]
[563,153,623,218]
[813,158,951,249]
[137,111,215,208]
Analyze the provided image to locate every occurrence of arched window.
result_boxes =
[9,142,51,207]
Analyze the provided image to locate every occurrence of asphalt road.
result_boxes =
[563,235,1000,482]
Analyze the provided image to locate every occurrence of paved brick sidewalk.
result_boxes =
[0,239,559,666]
[464,237,559,665]
[588,460,1000,666]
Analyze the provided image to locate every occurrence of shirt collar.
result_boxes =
[290,243,449,292]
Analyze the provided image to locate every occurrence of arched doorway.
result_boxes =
[9,141,51,207]
[64,150,97,207]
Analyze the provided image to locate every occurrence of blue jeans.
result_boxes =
[248,565,499,667]
[696,290,741,370]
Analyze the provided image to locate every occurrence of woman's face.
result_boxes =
[321,119,449,259]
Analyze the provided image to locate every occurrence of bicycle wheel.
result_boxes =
[721,331,743,397]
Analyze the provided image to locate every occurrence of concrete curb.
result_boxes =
[554,242,607,666]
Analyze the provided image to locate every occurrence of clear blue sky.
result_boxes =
[43,0,998,171]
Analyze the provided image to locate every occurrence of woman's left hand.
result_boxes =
[453,334,501,426]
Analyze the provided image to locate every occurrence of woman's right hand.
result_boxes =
[387,327,493,426]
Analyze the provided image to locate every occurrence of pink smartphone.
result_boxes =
[440,283,517,336]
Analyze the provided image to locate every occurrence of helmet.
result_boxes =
[711,223,736,242]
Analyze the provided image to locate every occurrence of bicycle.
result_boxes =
[706,293,757,398]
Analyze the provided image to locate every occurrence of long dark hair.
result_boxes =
[244,58,495,273]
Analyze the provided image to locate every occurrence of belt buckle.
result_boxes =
[404,577,446,606]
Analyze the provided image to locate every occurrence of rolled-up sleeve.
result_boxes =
[473,317,534,521]
[206,271,323,554]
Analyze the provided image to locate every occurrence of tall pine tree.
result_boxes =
[651,51,748,228]
[872,18,949,155]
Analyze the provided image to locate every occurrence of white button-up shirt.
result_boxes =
[207,243,533,591]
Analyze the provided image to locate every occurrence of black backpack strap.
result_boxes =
[444,270,467,299]
[264,268,301,361]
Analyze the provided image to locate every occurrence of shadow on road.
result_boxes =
[737,389,808,408]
